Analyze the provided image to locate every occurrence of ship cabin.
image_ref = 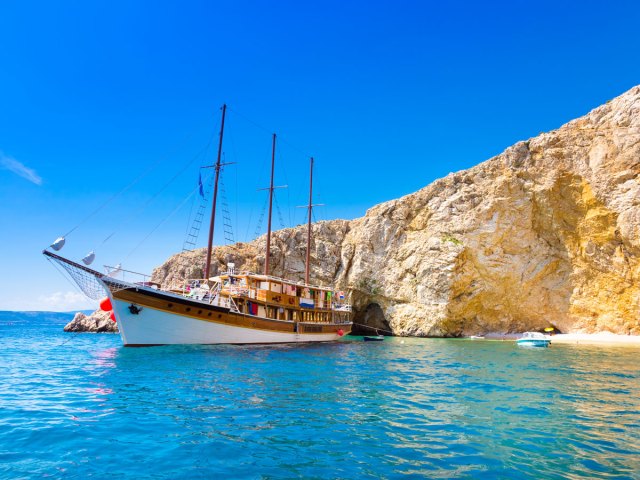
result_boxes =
[214,271,351,324]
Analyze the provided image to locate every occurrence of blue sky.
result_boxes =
[1,0,639,311]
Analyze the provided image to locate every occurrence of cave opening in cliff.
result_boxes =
[540,324,563,335]
[351,303,392,336]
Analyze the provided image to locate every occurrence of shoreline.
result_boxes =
[549,333,640,346]
[482,332,640,346]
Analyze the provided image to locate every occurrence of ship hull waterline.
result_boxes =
[103,281,352,346]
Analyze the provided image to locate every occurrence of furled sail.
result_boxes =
[50,237,66,251]
[82,251,96,265]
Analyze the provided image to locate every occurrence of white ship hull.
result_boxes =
[110,294,346,346]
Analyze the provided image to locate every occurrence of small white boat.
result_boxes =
[363,335,384,342]
[516,332,551,348]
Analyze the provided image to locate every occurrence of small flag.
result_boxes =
[198,172,204,198]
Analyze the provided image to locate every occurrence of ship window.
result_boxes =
[198,310,202,314]
[208,312,212,317]
[186,307,191,312]
[168,303,173,308]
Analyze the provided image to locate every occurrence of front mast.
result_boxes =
[305,158,314,285]
[264,134,276,276]
[204,104,227,280]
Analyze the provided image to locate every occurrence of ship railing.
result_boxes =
[207,283,222,304]
[334,318,353,325]
[208,290,239,312]
[332,302,352,312]
[227,296,239,313]
[104,265,157,288]
[164,278,221,303]
[223,285,250,297]
[209,294,225,308]
[176,278,208,293]
[218,269,336,292]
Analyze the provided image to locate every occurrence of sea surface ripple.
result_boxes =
[1,312,639,479]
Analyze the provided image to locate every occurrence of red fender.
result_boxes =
[99,297,113,312]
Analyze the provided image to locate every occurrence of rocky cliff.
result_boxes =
[333,86,640,336]
[81,86,640,336]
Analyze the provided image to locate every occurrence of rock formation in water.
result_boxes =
[77,85,640,337]
[64,311,118,333]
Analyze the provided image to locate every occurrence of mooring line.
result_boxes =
[54,332,82,348]
[351,322,394,335]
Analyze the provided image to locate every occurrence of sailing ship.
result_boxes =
[43,105,353,346]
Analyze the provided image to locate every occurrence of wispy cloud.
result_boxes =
[36,291,96,312]
[0,151,42,185]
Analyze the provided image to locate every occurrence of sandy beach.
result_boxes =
[482,332,640,346]
[549,332,640,346]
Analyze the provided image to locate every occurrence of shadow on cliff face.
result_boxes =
[351,303,392,336]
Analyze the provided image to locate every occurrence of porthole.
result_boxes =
[208,312,212,317]
[186,307,191,312]
[168,303,173,308]
[198,310,202,314]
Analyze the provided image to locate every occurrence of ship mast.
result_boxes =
[204,104,227,280]
[264,134,276,276]
[305,158,314,285]
[303,157,324,285]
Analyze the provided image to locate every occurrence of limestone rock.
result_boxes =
[64,311,118,333]
[150,220,351,288]
[145,86,640,337]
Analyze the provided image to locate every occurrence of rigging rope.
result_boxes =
[235,150,239,244]
[226,106,312,158]
[181,168,214,252]
[46,256,95,300]
[96,138,214,249]
[219,169,235,244]
[244,209,253,244]
[351,322,394,335]
[123,181,204,263]
[225,106,327,242]
[182,183,198,240]
[225,120,241,243]
[273,192,287,230]
[47,256,108,348]
[62,126,211,238]
[253,195,269,240]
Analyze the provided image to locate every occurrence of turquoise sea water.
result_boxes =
[1,312,639,479]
